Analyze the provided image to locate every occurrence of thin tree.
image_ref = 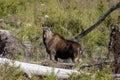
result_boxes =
[73,2,120,41]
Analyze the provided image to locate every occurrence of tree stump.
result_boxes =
[108,24,120,73]
[0,30,19,59]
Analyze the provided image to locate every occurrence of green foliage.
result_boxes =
[0,0,26,18]
[0,63,24,80]
[0,0,120,79]
[95,72,112,80]
[95,68,112,80]
[0,63,42,80]
[43,69,58,80]
[69,73,91,80]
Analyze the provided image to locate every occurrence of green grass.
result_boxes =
[0,0,120,79]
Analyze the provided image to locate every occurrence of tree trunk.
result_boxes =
[0,30,19,59]
[0,58,81,79]
[108,25,120,74]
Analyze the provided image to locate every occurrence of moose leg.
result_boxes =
[71,55,75,62]
[50,49,56,61]
[49,53,52,60]
[55,54,58,61]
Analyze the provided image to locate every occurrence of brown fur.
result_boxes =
[42,26,82,62]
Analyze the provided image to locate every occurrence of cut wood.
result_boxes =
[0,58,83,79]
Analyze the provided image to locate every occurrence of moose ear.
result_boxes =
[41,23,45,28]
[40,23,52,31]
[40,23,47,30]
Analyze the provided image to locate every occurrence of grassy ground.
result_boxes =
[0,0,120,79]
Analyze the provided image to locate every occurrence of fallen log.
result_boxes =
[0,58,119,79]
[0,58,82,79]
[111,74,120,78]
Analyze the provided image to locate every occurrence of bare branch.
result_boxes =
[80,60,113,69]
[73,2,120,41]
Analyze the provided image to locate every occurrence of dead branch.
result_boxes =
[111,74,120,78]
[0,58,83,79]
[0,58,119,79]
[73,2,120,41]
[34,59,113,69]
[80,60,113,69]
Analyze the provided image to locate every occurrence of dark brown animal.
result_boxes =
[42,25,83,62]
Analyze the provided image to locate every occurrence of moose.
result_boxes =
[42,25,83,62]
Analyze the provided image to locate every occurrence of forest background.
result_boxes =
[0,0,120,80]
